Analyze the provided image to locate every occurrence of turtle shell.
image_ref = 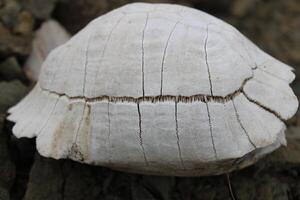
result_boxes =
[8,3,298,176]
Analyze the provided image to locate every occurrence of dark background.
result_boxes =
[0,0,299,199]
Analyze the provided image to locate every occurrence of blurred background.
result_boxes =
[0,0,299,200]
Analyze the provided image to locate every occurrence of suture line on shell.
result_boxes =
[204,25,214,96]
[205,101,218,160]
[40,77,251,104]
[93,14,125,95]
[175,101,186,169]
[72,103,87,158]
[141,13,149,97]
[232,99,257,149]
[38,73,285,122]
[160,20,181,96]
[82,28,93,95]
[242,91,284,122]
[107,102,112,164]
[137,103,149,166]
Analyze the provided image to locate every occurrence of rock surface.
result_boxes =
[22,0,58,19]
[0,80,28,200]
[0,114,15,200]
[0,57,26,81]
[0,80,28,113]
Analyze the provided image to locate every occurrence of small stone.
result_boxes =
[0,57,26,81]
[0,0,21,28]
[24,20,70,82]
[0,22,32,56]
[0,80,28,113]
[13,10,34,35]
[0,187,9,200]
[22,0,57,19]
[231,0,256,17]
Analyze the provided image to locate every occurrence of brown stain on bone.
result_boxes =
[83,104,91,161]
[69,104,91,162]
[51,102,82,159]
[51,118,66,158]
[68,104,73,111]
[70,144,85,162]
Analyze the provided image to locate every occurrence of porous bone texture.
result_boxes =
[8,3,298,176]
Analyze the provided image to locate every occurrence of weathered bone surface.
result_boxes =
[8,3,298,176]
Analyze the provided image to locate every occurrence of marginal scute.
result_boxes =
[8,3,298,176]
[239,34,295,83]
[233,94,286,148]
[35,96,68,158]
[244,69,299,120]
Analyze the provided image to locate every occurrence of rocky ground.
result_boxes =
[0,0,299,199]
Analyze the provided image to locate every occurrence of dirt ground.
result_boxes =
[0,0,299,199]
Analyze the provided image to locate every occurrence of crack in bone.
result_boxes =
[82,28,93,95]
[137,103,149,166]
[204,25,214,96]
[36,97,59,137]
[242,91,285,122]
[232,99,257,148]
[40,76,251,104]
[160,20,180,96]
[39,66,286,122]
[107,102,112,164]
[175,101,186,169]
[205,101,218,160]
[141,13,149,97]
[93,14,125,95]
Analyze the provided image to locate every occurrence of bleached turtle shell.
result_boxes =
[8,3,298,176]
